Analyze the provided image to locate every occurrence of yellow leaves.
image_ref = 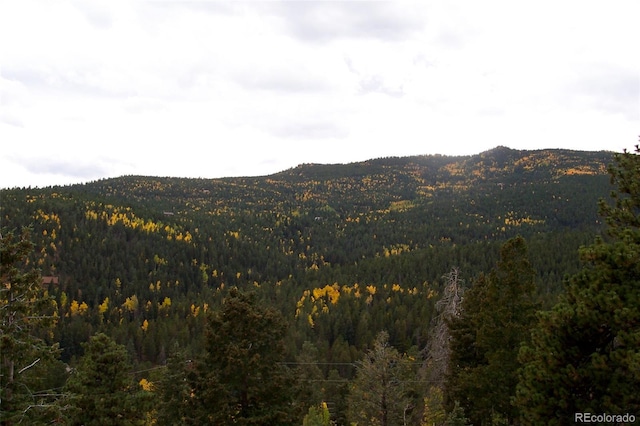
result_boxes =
[366,285,377,295]
[382,244,411,257]
[389,200,415,212]
[191,304,200,317]
[139,378,154,391]
[312,287,323,300]
[159,297,171,311]
[141,319,149,332]
[502,211,545,227]
[83,203,194,244]
[69,300,88,317]
[123,295,139,313]
[98,297,109,314]
[311,284,341,305]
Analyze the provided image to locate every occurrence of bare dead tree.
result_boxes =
[423,267,464,389]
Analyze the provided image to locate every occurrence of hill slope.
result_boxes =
[0,147,614,364]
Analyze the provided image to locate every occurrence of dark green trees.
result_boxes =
[191,287,295,424]
[155,346,194,425]
[0,228,61,425]
[517,145,640,424]
[445,236,537,425]
[347,331,416,426]
[65,333,146,425]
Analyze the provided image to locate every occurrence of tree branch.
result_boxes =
[18,358,40,374]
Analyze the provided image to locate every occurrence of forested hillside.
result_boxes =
[2,146,627,424]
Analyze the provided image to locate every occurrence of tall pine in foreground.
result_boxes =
[445,236,537,425]
[190,287,295,425]
[517,145,640,424]
[347,331,417,426]
[0,228,62,425]
[65,333,148,426]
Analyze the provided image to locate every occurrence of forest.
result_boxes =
[1,145,639,425]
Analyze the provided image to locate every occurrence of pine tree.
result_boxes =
[517,145,640,424]
[291,341,325,421]
[445,236,537,425]
[302,402,332,426]
[191,287,295,424]
[65,332,147,425]
[155,345,194,425]
[347,330,416,426]
[0,228,62,425]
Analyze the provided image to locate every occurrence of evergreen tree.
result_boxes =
[347,331,416,426]
[444,401,471,426]
[0,228,62,425]
[517,145,640,424]
[302,402,332,426]
[65,332,147,425]
[155,345,194,425]
[291,341,325,421]
[192,287,295,424]
[323,368,349,426]
[445,236,537,425]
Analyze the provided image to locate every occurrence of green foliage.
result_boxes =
[65,332,148,425]
[291,341,325,420]
[0,147,622,425]
[190,287,295,424]
[303,403,332,426]
[421,386,447,426]
[444,401,471,426]
[445,236,538,425]
[155,345,194,425]
[516,145,640,424]
[0,228,62,425]
[347,331,417,426]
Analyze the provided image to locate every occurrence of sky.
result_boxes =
[1,0,639,189]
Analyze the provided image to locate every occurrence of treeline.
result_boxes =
[2,146,638,424]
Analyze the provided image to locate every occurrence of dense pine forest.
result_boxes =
[2,145,639,425]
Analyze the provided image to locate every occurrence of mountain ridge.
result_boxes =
[0,145,616,367]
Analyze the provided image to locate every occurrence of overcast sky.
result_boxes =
[1,1,638,188]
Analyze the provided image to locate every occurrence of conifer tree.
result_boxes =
[0,228,62,425]
[191,287,295,424]
[291,341,325,420]
[302,402,332,426]
[65,332,147,426]
[445,236,537,424]
[516,145,640,424]
[347,330,416,426]
[155,345,194,425]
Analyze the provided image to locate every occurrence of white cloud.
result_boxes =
[1,0,638,188]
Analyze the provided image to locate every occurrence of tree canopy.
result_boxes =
[517,145,640,424]
[445,236,537,425]
[1,228,61,425]
[190,287,295,425]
